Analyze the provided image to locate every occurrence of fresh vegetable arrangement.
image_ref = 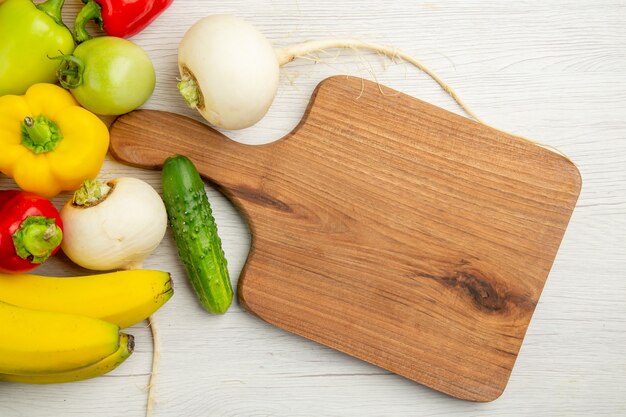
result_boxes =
[0,190,172,385]
[0,1,503,415]
[0,0,171,392]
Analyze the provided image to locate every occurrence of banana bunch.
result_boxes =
[0,270,173,384]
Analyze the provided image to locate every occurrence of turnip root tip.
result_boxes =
[275,38,484,123]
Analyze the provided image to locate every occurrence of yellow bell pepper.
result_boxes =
[0,83,109,197]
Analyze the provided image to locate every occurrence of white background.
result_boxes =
[1,0,625,416]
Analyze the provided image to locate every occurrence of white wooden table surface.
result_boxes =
[1,0,625,416]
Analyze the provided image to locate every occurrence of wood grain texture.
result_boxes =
[1,0,625,416]
[108,76,580,401]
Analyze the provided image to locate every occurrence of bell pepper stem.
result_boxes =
[74,0,104,43]
[23,117,52,146]
[21,115,63,154]
[12,216,63,264]
[36,0,67,26]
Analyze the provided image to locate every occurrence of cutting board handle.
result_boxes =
[109,110,271,187]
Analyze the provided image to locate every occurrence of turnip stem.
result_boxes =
[276,39,484,123]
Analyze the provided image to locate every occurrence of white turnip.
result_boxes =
[60,178,167,271]
[177,14,482,130]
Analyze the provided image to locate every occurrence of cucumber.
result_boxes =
[161,155,232,314]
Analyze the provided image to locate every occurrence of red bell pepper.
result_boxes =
[0,190,63,274]
[74,0,173,42]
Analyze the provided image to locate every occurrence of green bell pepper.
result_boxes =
[0,0,75,96]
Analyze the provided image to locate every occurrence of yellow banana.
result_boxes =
[0,334,134,384]
[0,300,124,375]
[0,270,173,328]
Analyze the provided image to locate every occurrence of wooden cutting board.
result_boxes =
[109,76,581,402]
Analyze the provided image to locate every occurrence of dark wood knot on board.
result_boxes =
[442,271,505,311]
[232,186,292,213]
[413,269,534,313]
